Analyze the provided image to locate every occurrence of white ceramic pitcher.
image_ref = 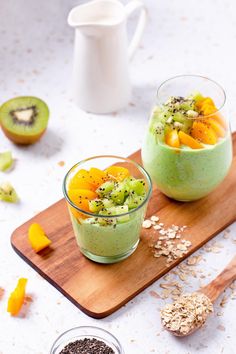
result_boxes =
[68,0,147,114]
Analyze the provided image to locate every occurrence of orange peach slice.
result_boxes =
[205,118,225,138]
[191,121,218,145]
[179,131,203,149]
[165,130,180,148]
[88,167,108,187]
[104,166,130,181]
[69,177,95,191]
[68,189,97,207]
[211,112,227,129]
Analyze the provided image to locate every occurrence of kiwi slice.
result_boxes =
[0,151,13,171]
[0,182,19,203]
[0,96,49,145]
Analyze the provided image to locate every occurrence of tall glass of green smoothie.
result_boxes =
[142,75,232,201]
[63,156,152,264]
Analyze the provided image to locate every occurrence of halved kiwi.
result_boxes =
[0,96,49,145]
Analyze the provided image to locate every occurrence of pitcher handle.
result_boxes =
[125,0,147,61]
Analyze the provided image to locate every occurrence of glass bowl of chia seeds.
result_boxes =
[50,326,124,354]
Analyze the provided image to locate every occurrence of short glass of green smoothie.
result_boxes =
[142,75,233,201]
[63,155,152,264]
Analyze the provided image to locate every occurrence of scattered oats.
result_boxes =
[161,292,213,335]
[178,273,187,281]
[187,255,202,266]
[154,225,162,230]
[217,311,224,316]
[149,290,161,299]
[232,239,236,244]
[220,295,228,307]
[159,223,164,227]
[142,220,152,229]
[223,232,230,239]
[151,215,159,222]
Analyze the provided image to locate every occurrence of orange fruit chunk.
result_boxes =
[68,188,97,207]
[205,118,225,138]
[165,130,180,148]
[69,176,95,191]
[28,223,51,253]
[88,167,108,187]
[191,121,218,145]
[7,278,27,316]
[104,166,130,181]
[201,103,217,116]
[179,131,203,149]
[211,112,227,129]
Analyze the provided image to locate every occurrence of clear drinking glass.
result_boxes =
[50,326,124,354]
[63,155,152,264]
[142,75,233,201]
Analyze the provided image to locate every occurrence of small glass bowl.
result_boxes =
[50,326,124,354]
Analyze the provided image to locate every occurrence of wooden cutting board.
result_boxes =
[11,133,236,319]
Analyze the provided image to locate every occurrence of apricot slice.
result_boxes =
[179,131,203,149]
[88,167,108,187]
[191,121,218,145]
[28,223,51,253]
[104,166,130,181]
[69,176,95,191]
[165,130,180,148]
[68,189,97,206]
[201,103,217,116]
[7,278,28,316]
[211,112,227,129]
[205,118,225,138]
[67,189,97,219]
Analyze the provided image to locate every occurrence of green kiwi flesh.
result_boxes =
[0,182,19,203]
[0,96,49,145]
[0,151,13,171]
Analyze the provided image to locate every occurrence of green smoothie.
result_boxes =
[70,206,146,263]
[142,93,233,201]
[142,131,232,201]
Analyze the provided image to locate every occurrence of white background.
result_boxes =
[0,0,236,353]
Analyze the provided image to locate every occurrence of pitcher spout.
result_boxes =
[68,0,124,29]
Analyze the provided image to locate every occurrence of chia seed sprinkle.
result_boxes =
[59,338,115,354]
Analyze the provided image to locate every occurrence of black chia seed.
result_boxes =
[59,338,115,354]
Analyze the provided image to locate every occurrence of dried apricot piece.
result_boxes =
[28,223,51,252]
[205,118,225,138]
[191,121,218,145]
[211,112,227,129]
[88,167,108,187]
[104,166,130,181]
[68,189,97,205]
[165,130,180,148]
[7,278,27,316]
[179,131,203,149]
[69,176,95,191]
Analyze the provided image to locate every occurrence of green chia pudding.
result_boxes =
[64,161,151,263]
[142,92,232,201]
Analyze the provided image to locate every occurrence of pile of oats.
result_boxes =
[160,292,213,335]
[142,216,191,265]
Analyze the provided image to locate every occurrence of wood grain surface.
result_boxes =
[11,133,236,318]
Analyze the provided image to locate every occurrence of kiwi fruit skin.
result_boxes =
[1,126,46,145]
[0,96,49,145]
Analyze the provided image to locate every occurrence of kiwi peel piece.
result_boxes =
[0,96,49,145]
[0,182,19,203]
[0,151,13,171]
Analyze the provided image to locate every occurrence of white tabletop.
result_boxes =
[0,0,236,353]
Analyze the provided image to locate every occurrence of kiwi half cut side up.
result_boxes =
[0,96,49,145]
